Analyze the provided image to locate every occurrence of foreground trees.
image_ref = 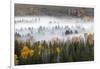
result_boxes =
[14,33,94,65]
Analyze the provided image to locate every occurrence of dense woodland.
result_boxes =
[14,32,94,65]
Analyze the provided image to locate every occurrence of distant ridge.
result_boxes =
[15,4,94,18]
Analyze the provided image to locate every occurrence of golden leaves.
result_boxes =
[56,47,60,54]
[87,33,94,46]
[21,46,34,59]
[30,49,34,57]
[38,44,42,49]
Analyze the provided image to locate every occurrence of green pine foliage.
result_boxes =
[14,33,94,65]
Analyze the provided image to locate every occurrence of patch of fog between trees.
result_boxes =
[14,16,94,43]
